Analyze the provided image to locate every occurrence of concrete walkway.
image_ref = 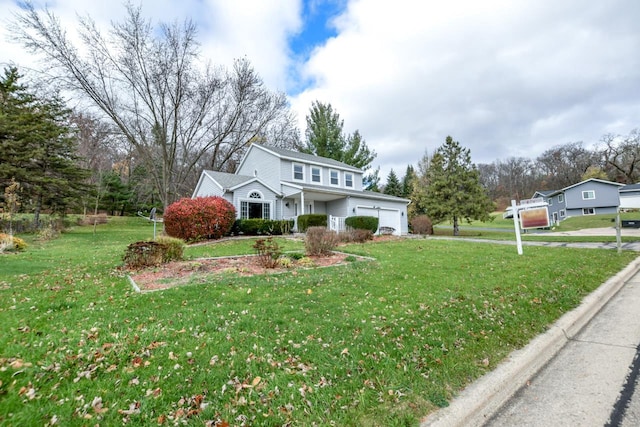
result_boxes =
[421,251,640,427]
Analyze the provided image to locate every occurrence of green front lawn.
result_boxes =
[0,217,637,426]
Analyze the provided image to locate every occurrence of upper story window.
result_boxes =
[582,190,595,200]
[311,167,321,183]
[293,163,304,181]
[345,172,354,188]
[330,170,339,186]
[558,194,564,203]
[548,198,553,206]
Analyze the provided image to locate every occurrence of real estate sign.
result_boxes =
[520,207,550,229]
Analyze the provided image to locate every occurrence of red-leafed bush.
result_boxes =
[163,197,236,242]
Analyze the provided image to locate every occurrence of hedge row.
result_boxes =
[297,214,327,232]
[232,219,294,236]
[345,215,379,233]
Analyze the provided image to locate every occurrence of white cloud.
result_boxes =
[1,0,639,183]
[289,0,640,180]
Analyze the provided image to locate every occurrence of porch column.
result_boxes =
[300,191,305,215]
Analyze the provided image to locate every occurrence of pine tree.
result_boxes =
[424,136,495,235]
[401,165,417,198]
[302,101,376,170]
[384,169,403,197]
[0,67,91,225]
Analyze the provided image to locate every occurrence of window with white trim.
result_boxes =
[330,170,339,186]
[345,172,354,188]
[293,163,304,181]
[311,167,321,183]
[582,208,595,215]
[560,209,566,218]
[558,194,564,203]
[240,191,271,219]
[548,198,553,206]
[582,190,595,200]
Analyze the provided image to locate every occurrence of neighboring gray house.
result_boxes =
[619,183,640,209]
[192,144,411,235]
[532,178,624,224]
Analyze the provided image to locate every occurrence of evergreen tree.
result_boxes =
[0,67,91,225]
[384,169,403,197]
[401,165,417,198]
[302,101,376,170]
[424,136,494,235]
[363,166,381,192]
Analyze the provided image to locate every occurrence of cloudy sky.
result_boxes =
[1,0,639,180]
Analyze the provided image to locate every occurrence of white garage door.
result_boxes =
[356,207,401,235]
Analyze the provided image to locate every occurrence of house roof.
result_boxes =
[620,183,640,192]
[533,178,624,198]
[281,181,411,203]
[203,170,254,189]
[252,144,363,172]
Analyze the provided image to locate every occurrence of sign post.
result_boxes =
[510,198,550,255]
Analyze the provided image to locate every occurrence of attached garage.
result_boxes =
[356,206,402,236]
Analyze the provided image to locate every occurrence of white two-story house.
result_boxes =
[192,144,411,235]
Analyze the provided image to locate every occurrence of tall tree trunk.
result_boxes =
[453,215,459,236]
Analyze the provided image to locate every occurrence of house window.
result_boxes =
[330,170,339,186]
[293,163,304,181]
[583,208,595,215]
[558,194,564,203]
[582,190,595,200]
[240,191,271,219]
[311,167,321,183]
[560,209,566,218]
[345,173,354,188]
[548,198,553,206]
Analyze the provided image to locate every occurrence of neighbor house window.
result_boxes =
[293,163,304,181]
[345,173,354,188]
[560,209,566,218]
[582,190,595,200]
[330,170,339,186]
[583,208,595,215]
[548,198,553,206]
[558,194,564,203]
[311,167,321,183]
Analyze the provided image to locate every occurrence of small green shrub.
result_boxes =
[304,226,339,256]
[252,237,282,268]
[123,241,168,269]
[345,216,379,233]
[297,214,327,232]
[410,215,433,235]
[155,236,185,262]
[232,219,294,235]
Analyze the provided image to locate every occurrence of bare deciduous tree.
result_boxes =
[13,2,297,209]
[601,129,640,184]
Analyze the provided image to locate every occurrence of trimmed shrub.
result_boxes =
[297,214,327,232]
[123,241,167,269]
[155,236,185,262]
[163,196,236,242]
[345,216,379,233]
[232,219,294,236]
[252,237,282,268]
[340,228,373,243]
[305,226,340,256]
[410,215,433,235]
